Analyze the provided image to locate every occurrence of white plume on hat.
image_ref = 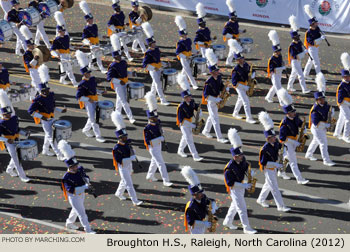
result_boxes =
[340,52,350,70]
[304,4,315,19]
[196,3,206,19]
[228,128,242,148]
[54,11,66,26]
[277,88,293,106]
[258,111,274,131]
[226,0,235,12]
[177,72,190,91]
[110,33,121,52]
[315,72,326,92]
[79,1,91,15]
[144,91,158,112]
[181,166,200,187]
[205,48,218,67]
[58,140,75,160]
[38,64,50,84]
[268,30,280,46]
[111,110,125,130]
[112,0,120,4]
[289,15,299,32]
[141,22,154,39]
[20,25,32,41]
[0,89,14,115]
[75,50,89,68]
[175,16,186,32]
[228,38,243,54]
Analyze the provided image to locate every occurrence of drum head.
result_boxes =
[38,3,51,17]
[193,57,206,64]
[163,68,177,75]
[129,82,144,88]
[18,11,32,26]
[212,44,226,49]
[18,139,37,148]
[98,100,114,108]
[54,120,72,128]
[241,38,253,44]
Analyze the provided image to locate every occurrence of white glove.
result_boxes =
[51,51,59,58]
[325,123,331,128]
[75,185,88,195]
[108,25,116,32]
[199,109,203,118]
[303,127,308,135]
[0,137,9,142]
[146,64,155,71]
[215,97,222,103]
[251,71,256,79]
[331,108,335,118]
[33,112,43,118]
[225,34,233,40]
[191,123,196,129]
[321,35,326,40]
[314,37,323,46]
[136,17,142,24]
[112,78,121,86]
[235,182,251,190]
[250,170,255,177]
[29,59,38,67]
[226,87,230,92]
[79,96,89,102]
[211,201,218,214]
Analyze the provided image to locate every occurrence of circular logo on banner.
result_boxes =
[319,1,332,16]
[256,0,268,8]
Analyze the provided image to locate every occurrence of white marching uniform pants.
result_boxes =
[116,33,132,59]
[203,99,223,139]
[147,140,170,183]
[334,110,345,137]
[257,168,285,209]
[83,101,102,138]
[149,69,167,103]
[131,27,146,53]
[287,59,308,92]
[233,84,253,120]
[303,46,321,76]
[198,46,208,60]
[226,46,235,65]
[179,55,197,88]
[113,79,134,121]
[1,1,11,19]
[66,193,92,232]
[89,45,106,72]
[115,160,139,203]
[35,20,50,48]
[265,73,284,105]
[178,121,200,158]
[5,142,27,179]
[339,103,350,138]
[224,187,252,230]
[306,123,331,162]
[284,139,304,181]
[29,68,41,91]
[12,26,27,53]
[41,119,61,155]
[59,53,77,86]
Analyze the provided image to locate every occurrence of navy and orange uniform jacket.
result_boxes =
[224,157,248,193]
[279,115,303,142]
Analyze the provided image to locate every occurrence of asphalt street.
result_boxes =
[0,0,349,234]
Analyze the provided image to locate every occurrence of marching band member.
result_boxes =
[108,0,133,61]
[58,140,96,234]
[142,22,169,106]
[79,1,107,73]
[279,90,309,184]
[223,128,257,234]
[75,50,105,143]
[107,34,135,124]
[305,79,335,166]
[223,0,246,66]
[230,39,256,124]
[336,52,350,143]
[176,74,203,161]
[143,91,173,186]
[20,25,41,92]
[287,15,310,94]
[1,0,12,18]
[27,64,65,160]
[181,166,217,234]
[257,111,291,212]
[194,3,211,60]
[303,5,326,80]
[0,62,15,91]
[201,49,229,143]
[111,110,143,206]
[0,90,30,182]
[265,30,286,105]
[129,0,146,53]
[6,0,27,55]
[51,12,77,86]
[174,15,198,90]
[333,112,345,140]
[28,0,51,49]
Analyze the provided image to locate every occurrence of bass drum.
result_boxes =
[0,20,13,42]
[18,7,41,27]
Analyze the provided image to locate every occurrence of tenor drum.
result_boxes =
[98,100,114,120]
[0,20,13,42]
[54,120,72,141]
[128,82,144,100]
[17,139,38,161]
[212,44,226,60]
[102,44,112,56]
[240,38,254,54]
[8,90,20,104]
[162,68,177,86]
[19,84,33,101]
[39,0,59,18]
[18,7,41,27]
[192,57,206,74]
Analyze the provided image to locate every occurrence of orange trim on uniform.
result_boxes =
[336,84,350,106]
[61,182,68,201]
[79,95,99,109]
[58,49,70,54]
[177,51,192,60]
[143,131,149,150]
[234,81,247,88]
[112,77,129,90]
[267,58,271,78]
[150,62,162,69]
[0,141,5,151]
[258,147,264,171]
[88,37,99,45]
[304,31,319,49]
[308,105,314,129]
[34,117,41,124]
[184,201,191,232]
[3,133,19,140]
[107,26,125,37]
[176,104,181,127]
[223,163,231,194]
[288,45,291,65]
[79,101,85,109]
[0,83,10,90]
[201,93,208,105]
[112,150,119,172]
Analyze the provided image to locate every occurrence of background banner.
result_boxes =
[138,0,350,34]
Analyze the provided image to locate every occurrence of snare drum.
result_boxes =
[18,7,41,27]
[17,139,38,161]
[19,84,31,101]
[192,57,207,74]
[240,38,254,54]
[128,82,144,100]
[0,20,13,42]
[8,90,20,104]
[98,100,114,120]
[102,44,112,56]
[212,44,226,60]
[53,120,72,141]
[162,68,177,86]
[39,0,59,18]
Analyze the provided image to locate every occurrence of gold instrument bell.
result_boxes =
[32,46,51,66]
[139,6,153,22]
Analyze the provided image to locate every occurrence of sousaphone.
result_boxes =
[139,6,152,22]
[33,45,51,66]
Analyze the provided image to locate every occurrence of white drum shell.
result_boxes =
[212,44,226,60]
[128,82,144,100]
[18,140,38,161]
[22,7,41,27]
[193,57,207,74]
[162,68,177,86]
[45,0,59,15]
[240,38,253,54]
[0,20,13,41]
[9,91,20,104]
[54,120,72,141]
[98,100,114,120]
